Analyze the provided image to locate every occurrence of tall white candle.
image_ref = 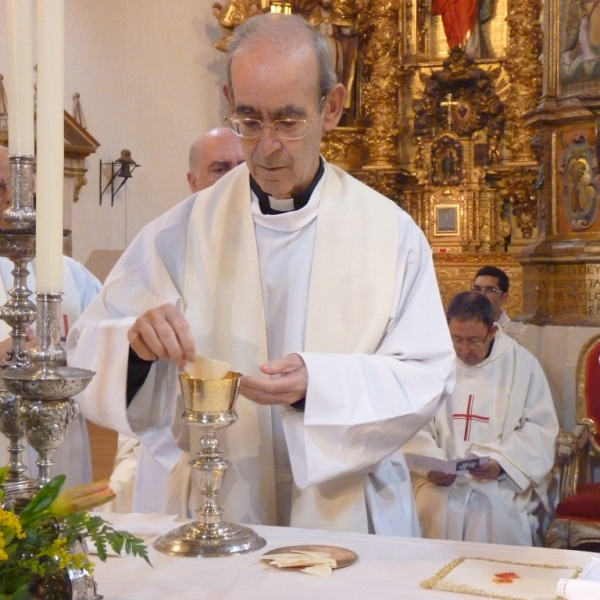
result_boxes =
[36,0,64,294]
[6,0,35,156]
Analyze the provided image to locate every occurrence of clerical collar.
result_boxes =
[250,158,325,215]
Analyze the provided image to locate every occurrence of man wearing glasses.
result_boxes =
[471,265,510,325]
[70,13,455,535]
[404,291,558,546]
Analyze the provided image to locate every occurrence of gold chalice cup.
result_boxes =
[154,371,266,557]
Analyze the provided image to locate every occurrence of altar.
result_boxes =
[91,521,596,599]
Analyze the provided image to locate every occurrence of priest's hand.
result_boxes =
[427,471,457,486]
[240,353,307,405]
[127,303,196,367]
[468,459,503,480]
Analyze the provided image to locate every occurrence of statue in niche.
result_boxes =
[431,134,463,185]
[562,135,600,231]
[567,158,595,214]
[433,0,496,58]
[302,0,358,117]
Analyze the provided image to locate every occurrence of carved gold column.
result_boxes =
[504,0,543,162]
[499,0,543,246]
[358,0,400,168]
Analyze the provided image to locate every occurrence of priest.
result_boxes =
[68,13,455,535]
[403,292,558,545]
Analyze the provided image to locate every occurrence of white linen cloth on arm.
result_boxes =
[557,557,600,599]
[404,328,558,545]
[0,256,101,488]
[68,162,455,534]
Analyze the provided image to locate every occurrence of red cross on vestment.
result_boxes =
[452,394,489,441]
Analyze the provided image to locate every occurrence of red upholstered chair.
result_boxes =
[544,334,600,550]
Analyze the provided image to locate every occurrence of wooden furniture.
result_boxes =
[545,333,600,549]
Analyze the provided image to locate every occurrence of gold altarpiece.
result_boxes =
[212,0,550,315]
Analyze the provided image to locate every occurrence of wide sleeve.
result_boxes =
[284,214,456,488]
[67,199,193,441]
[63,256,102,312]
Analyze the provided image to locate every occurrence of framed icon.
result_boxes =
[435,205,459,235]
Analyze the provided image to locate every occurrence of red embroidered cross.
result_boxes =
[452,394,489,441]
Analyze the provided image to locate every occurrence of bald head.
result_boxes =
[187,127,244,192]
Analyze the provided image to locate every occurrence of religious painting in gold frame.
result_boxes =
[428,0,509,60]
[559,0,600,98]
[434,204,460,236]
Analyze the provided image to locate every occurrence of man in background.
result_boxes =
[101,128,244,513]
[471,265,510,325]
[187,127,244,193]
[0,145,101,488]
[403,291,557,545]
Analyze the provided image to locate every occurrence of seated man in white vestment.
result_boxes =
[471,265,510,326]
[68,13,456,535]
[102,128,244,513]
[0,146,102,488]
[403,291,558,546]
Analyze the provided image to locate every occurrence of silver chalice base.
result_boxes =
[154,371,266,558]
[153,521,266,557]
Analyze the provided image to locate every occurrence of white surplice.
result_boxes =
[68,162,456,535]
[0,256,101,488]
[403,328,558,546]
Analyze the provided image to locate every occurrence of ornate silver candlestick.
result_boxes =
[154,371,266,557]
[0,154,37,486]
[2,293,95,485]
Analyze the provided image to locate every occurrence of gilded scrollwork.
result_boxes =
[560,134,600,232]
[503,168,538,238]
[320,128,364,167]
[413,48,505,165]
[354,170,400,200]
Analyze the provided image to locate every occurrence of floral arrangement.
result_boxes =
[0,467,150,599]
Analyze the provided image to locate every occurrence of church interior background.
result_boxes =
[0,0,599,432]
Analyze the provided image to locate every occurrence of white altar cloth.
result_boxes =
[90,520,596,599]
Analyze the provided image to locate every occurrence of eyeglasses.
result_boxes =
[226,96,325,140]
[0,182,9,194]
[452,327,493,349]
[471,285,504,296]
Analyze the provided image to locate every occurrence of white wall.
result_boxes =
[0,0,226,264]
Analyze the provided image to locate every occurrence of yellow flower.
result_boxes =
[0,508,24,538]
[0,507,25,562]
[44,480,115,518]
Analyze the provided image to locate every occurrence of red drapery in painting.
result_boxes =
[432,0,479,48]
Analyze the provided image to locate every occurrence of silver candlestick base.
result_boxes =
[1,294,95,485]
[154,371,266,557]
